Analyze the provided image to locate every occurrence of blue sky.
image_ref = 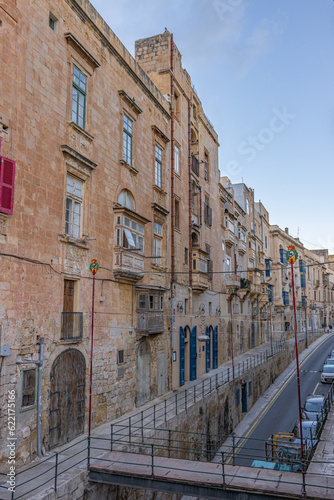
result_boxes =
[90,0,334,253]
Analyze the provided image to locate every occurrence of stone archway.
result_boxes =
[49,349,86,449]
[136,340,151,407]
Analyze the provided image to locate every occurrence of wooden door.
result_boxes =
[49,349,85,449]
[136,341,151,406]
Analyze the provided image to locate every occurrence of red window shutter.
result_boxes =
[0,156,16,214]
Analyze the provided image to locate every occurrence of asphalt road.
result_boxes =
[228,334,334,467]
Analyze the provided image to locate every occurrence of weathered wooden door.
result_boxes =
[179,327,185,386]
[157,353,165,396]
[49,349,85,449]
[136,341,151,406]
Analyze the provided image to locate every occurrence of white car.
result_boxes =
[321,364,334,383]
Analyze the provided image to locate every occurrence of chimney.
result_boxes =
[285,227,289,234]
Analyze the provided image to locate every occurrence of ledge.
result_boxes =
[153,185,167,196]
[68,121,94,141]
[118,90,143,114]
[113,204,151,224]
[151,202,169,216]
[65,32,100,68]
[151,125,170,143]
[61,144,97,180]
[58,234,90,249]
[120,159,138,175]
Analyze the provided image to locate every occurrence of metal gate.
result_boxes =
[49,349,85,449]
[206,326,210,373]
[180,327,185,386]
[212,326,218,369]
[190,326,197,381]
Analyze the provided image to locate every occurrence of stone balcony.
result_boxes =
[113,249,144,282]
[225,273,240,290]
[224,228,235,246]
[249,248,256,261]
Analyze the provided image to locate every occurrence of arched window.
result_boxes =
[118,189,134,210]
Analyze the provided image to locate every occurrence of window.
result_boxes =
[226,256,231,275]
[123,115,133,166]
[185,247,188,265]
[118,189,134,210]
[246,199,249,214]
[301,274,306,289]
[153,221,162,265]
[204,195,212,226]
[279,248,288,265]
[115,215,144,253]
[21,368,37,410]
[174,146,179,175]
[238,229,246,242]
[61,279,82,340]
[0,156,15,215]
[138,292,164,311]
[222,238,225,251]
[71,65,87,129]
[265,259,272,277]
[282,291,289,306]
[155,145,162,188]
[65,175,82,238]
[117,350,124,364]
[299,259,306,274]
[265,236,268,249]
[175,199,180,229]
[49,12,57,30]
[268,285,274,303]
[204,152,209,181]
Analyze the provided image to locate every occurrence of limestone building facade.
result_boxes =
[0,0,333,466]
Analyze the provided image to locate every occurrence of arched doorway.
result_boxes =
[136,340,151,406]
[49,349,86,449]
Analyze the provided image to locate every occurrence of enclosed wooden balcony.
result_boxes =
[136,312,164,335]
[113,249,144,282]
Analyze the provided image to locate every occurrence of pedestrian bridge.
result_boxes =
[88,449,333,500]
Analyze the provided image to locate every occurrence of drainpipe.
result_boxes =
[188,98,192,288]
[170,33,175,349]
[37,337,44,457]
[198,185,202,226]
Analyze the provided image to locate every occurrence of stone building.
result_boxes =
[1,0,333,468]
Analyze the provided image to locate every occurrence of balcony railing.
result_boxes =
[113,249,144,282]
[225,273,240,289]
[61,312,83,341]
[191,155,199,176]
[136,312,164,334]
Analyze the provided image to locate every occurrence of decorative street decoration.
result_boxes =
[287,245,298,264]
[228,288,234,295]
[90,258,99,274]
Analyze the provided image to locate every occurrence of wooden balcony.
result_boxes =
[224,228,235,246]
[113,249,144,282]
[136,312,164,335]
[249,248,256,261]
[238,240,247,254]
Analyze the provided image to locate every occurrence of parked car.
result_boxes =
[301,394,326,421]
[328,349,334,358]
[292,420,320,448]
[325,358,334,365]
[321,364,334,383]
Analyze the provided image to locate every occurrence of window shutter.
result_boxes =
[0,157,15,214]
[209,207,212,226]
[204,203,207,224]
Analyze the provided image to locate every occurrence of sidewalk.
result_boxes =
[0,331,325,500]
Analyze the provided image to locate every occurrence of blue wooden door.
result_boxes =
[190,326,197,381]
[206,326,210,373]
[212,326,218,369]
[180,327,185,386]
[242,381,247,412]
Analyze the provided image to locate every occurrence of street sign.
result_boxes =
[287,245,298,264]
[90,258,99,275]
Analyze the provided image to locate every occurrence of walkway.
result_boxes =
[0,331,326,500]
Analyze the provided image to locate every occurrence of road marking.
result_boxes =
[313,383,320,395]
[225,335,333,465]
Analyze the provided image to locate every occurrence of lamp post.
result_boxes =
[287,246,303,459]
[88,259,99,465]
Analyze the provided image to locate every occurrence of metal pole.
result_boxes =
[54,451,58,491]
[305,304,308,348]
[110,424,113,451]
[151,444,154,477]
[141,411,144,442]
[37,337,44,457]
[232,433,236,466]
[230,294,235,379]
[88,273,96,439]
[175,393,178,416]
[221,452,226,489]
[291,259,304,459]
